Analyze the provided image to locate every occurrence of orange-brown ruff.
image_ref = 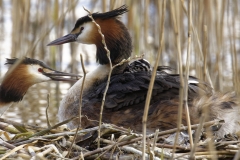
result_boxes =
[48,5,240,138]
[0,59,43,105]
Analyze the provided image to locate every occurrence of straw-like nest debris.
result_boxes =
[0,117,239,160]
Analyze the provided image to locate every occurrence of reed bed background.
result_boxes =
[0,0,240,159]
[0,0,239,141]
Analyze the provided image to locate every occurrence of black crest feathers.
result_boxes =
[5,57,53,71]
[73,5,128,30]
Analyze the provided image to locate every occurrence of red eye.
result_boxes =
[38,68,43,72]
[80,26,84,31]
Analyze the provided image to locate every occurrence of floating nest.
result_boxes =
[0,117,239,160]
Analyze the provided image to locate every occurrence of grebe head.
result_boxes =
[48,5,132,65]
[0,57,80,104]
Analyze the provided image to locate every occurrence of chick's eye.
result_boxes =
[80,26,84,31]
[38,68,43,72]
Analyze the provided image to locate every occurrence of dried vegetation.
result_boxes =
[0,0,239,159]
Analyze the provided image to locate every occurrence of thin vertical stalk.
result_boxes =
[215,1,224,91]
[102,0,106,12]
[83,7,112,149]
[78,55,86,128]
[233,148,240,160]
[183,0,193,148]
[189,115,206,159]
[229,0,239,94]
[142,0,166,159]
[170,0,184,157]
[144,0,149,54]
[180,0,214,90]
[203,25,208,82]
[46,93,51,128]
[66,54,86,158]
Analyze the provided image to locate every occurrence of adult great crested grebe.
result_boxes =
[48,5,240,138]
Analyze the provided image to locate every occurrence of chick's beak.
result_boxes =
[47,34,77,46]
[43,70,81,82]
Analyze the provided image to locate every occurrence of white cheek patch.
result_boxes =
[27,65,51,83]
[76,22,94,44]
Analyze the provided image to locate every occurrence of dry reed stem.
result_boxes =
[78,54,86,127]
[12,116,77,145]
[195,23,217,159]
[180,0,214,89]
[220,1,226,91]
[175,151,235,159]
[189,114,206,159]
[83,6,113,149]
[183,0,193,148]
[205,124,218,160]
[122,146,161,160]
[94,145,116,159]
[26,0,79,57]
[0,143,27,160]
[155,143,191,150]
[66,54,86,158]
[0,139,16,149]
[66,141,87,152]
[152,129,159,152]
[46,93,51,128]
[78,120,222,159]
[48,153,67,160]
[203,25,208,82]
[35,144,63,159]
[14,125,101,147]
[142,1,166,159]
[95,133,131,160]
[83,7,140,151]
[0,118,59,133]
[228,0,239,94]
[170,0,185,157]
[233,148,240,160]
[144,0,149,51]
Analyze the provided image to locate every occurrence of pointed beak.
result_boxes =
[43,70,81,82]
[47,34,77,46]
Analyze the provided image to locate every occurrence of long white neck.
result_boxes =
[58,64,111,121]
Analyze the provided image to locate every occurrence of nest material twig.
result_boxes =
[0,118,239,159]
